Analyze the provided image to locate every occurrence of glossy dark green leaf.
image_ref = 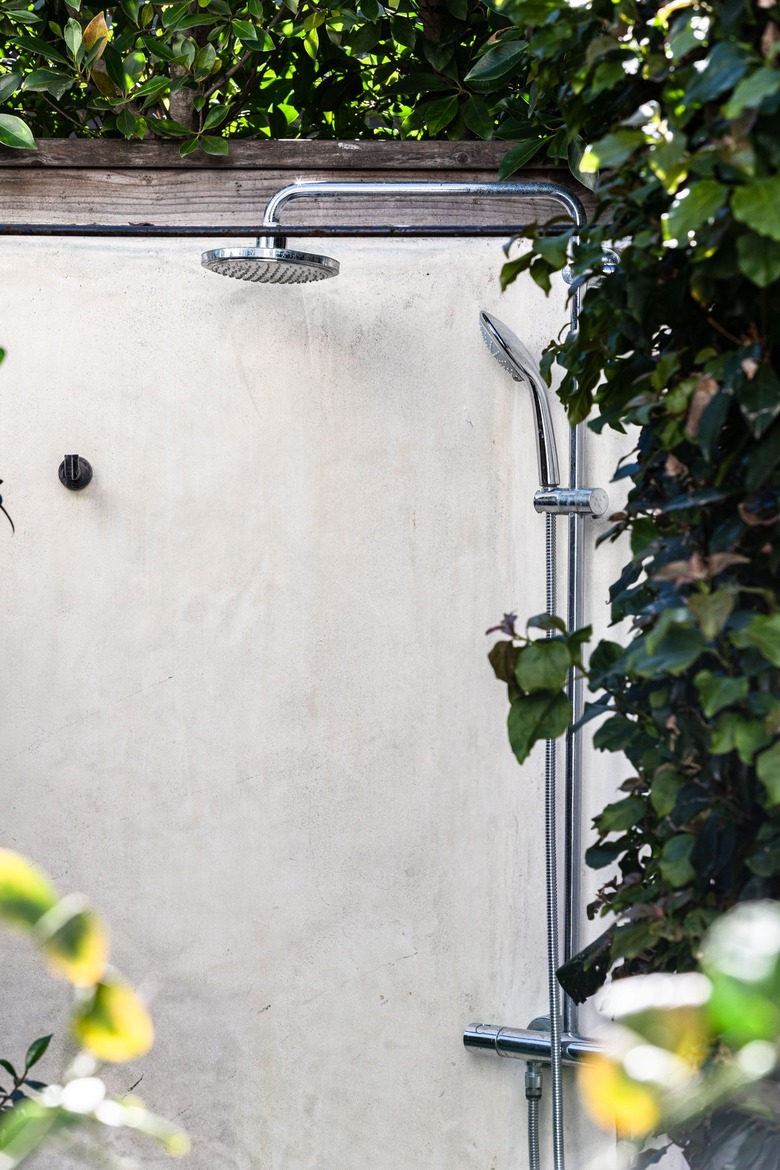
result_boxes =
[0,71,21,103]
[498,136,549,179]
[24,1035,51,1071]
[757,742,780,806]
[663,180,728,246]
[694,670,748,718]
[733,176,780,243]
[730,615,780,666]
[423,95,458,135]
[464,40,527,91]
[507,690,571,764]
[736,233,780,288]
[487,640,516,684]
[659,834,695,887]
[0,113,35,149]
[201,134,229,155]
[514,639,570,693]
[462,95,493,139]
[683,41,749,105]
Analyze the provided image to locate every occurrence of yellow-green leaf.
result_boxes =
[73,976,154,1062]
[36,895,108,987]
[0,849,57,929]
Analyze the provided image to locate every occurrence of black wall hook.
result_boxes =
[59,455,92,491]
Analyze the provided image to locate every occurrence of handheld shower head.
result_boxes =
[479,311,560,490]
[201,243,339,283]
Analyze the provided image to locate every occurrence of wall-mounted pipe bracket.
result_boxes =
[463,1023,602,1067]
[533,487,608,517]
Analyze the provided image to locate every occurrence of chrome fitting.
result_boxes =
[525,1062,543,1100]
[533,487,608,517]
[463,1023,602,1067]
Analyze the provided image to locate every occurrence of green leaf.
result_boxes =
[737,233,780,288]
[0,1060,18,1082]
[514,638,570,693]
[0,850,56,926]
[662,180,728,246]
[650,767,685,817]
[194,42,216,78]
[507,690,572,764]
[498,137,550,180]
[445,0,467,17]
[527,613,567,633]
[694,670,749,718]
[593,714,639,752]
[201,134,229,155]
[688,591,735,641]
[116,108,137,139]
[423,95,458,135]
[757,742,780,806]
[203,103,230,131]
[64,17,83,60]
[730,614,780,666]
[659,834,695,887]
[488,640,516,684]
[179,137,199,157]
[0,72,21,104]
[580,130,643,174]
[733,177,780,242]
[724,67,780,118]
[684,41,749,105]
[465,40,527,92]
[462,95,493,140]
[711,712,771,764]
[24,1035,51,1071]
[21,69,74,101]
[597,795,645,833]
[0,114,36,150]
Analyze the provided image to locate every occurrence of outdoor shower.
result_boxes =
[4,178,607,1170]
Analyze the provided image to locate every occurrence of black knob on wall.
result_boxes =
[59,455,92,491]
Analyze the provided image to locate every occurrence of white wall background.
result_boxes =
[0,235,634,1170]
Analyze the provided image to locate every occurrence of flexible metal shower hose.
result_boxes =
[527,1095,541,1170]
[545,510,566,1170]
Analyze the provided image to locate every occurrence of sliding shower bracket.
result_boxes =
[533,487,608,517]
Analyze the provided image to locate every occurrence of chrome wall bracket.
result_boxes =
[533,487,608,517]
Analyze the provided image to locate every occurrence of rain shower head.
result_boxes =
[479,310,560,490]
[201,243,339,283]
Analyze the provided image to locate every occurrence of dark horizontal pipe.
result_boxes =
[0,222,571,239]
[463,1023,602,1067]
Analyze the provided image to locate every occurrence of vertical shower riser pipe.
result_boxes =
[545,510,565,1170]
[564,283,585,1039]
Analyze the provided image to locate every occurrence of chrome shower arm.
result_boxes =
[261,180,586,236]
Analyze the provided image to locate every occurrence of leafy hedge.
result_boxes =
[0,0,572,162]
[486,0,780,999]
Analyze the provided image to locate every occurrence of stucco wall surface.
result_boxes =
[1,235,629,1170]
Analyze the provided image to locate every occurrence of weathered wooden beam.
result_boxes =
[0,141,596,226]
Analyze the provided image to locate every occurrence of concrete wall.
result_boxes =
[1,234,630,1169]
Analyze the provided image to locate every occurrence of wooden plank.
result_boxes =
[0,139,523,170]
[0,163,595,226]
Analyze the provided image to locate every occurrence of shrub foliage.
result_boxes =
[0,0,567,157]
[487,0,780,998]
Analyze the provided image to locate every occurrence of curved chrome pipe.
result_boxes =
[261,179,586,237]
